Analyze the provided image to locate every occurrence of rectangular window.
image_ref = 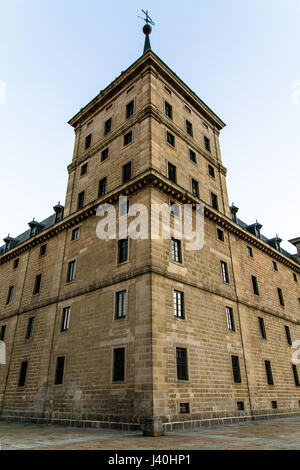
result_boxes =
[192,179,199,198]
[186,120,193,136]
[165,101,173,119]
[98,177,107,197]
[293,273,298,283]
[189,149,197,163]
[61,307,70,332]
[18,361,28,387]
[247,246,253,258]
[232,356,242,383]
[226,307,235,331]
[172,238,182,263]
[174,291,184,319]
[292,365,300,387]
[180,403,190,414]
[85,134,92,150]
[167,131,175,147]
[13,259,19,270]
[265,360,274,385]
[113,348,125,382]
[6,286,14,306]
[124,131,133,146]
[116,291,127,320]
[105,118,112,135]
[278,288,285,307]
[170,201,181,217]
[0,325,6,341]
[285,325,292,346]
[118,238,128,263]
[71,227,79,241]
[271,401,278,409]
[221,261,229,284]
[54,356,65,385]
[39,244,47,256]
[204,136,211,152]
[208,165,215,178]
[123,162,132,183]
[66,261,76,283]
[273,261,278,272]
[168,162,177,183]
[101,148,109,162]
[237,402,245,411]
[217,228,224,242]
[77,191,85,210]
[211,193,219,211]
[33,274,42,295]
[126,100,134,118]
[176,348,188,381]
[258,317,267,339]
[252,276,260,296]
[80,162,88,176]
[26,317,35,340]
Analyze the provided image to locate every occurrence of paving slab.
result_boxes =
[0,416,300,450]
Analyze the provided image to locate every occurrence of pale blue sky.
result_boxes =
[0,0,299,252]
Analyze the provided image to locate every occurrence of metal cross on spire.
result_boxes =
[138,9,155,54]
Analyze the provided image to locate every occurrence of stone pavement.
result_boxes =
[0,416,300,450]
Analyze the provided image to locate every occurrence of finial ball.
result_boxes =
[143,24,152,36]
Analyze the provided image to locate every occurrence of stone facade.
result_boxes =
[1,50,300,434]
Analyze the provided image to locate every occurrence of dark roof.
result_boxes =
[0,213,58,256]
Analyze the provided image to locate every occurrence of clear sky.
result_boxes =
[0,0,299,252]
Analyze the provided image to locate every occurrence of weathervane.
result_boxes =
[138,9,155,54]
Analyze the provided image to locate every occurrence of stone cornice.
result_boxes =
[1,170,298,274]
[68,51,226,132]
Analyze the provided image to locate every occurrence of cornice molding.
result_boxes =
[1,170,298,274]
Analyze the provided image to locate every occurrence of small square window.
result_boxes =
[165,101,173,119]
[217,228,224,242]
[237,402,245,411]
[101,148,109,162]
[208,165,215,178]
[189,149,197,163]
[204,136,211,152]
[186,120,193,136]
[71,227,79,241]
[180,403,190,414]
[167,132,175,147]
[271,401,278,409]
[85,134,92,150]
[124,131,133,146]
[105,118,112,135]
[80,163,88,176]
[39,244,46,257]
[126,100,134,118]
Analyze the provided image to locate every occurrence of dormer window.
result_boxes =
[28,220,43,238]
[53,204,64,224]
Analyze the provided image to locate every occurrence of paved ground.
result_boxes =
[0,416,300,450]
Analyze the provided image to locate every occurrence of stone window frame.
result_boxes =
[172,287,185,321]
[170,237,184,266]
[175,346,189,382]
[80,161,89,178]
[125,98,135,120]
[116,238,130,266]
[216,227,225,244]
[66,259,77,284]
[100,146,110,164]
[114,288,128,322]
[53,355,67,386]
[123,129,134,148]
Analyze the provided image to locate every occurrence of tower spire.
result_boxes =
[138,9,155,54]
